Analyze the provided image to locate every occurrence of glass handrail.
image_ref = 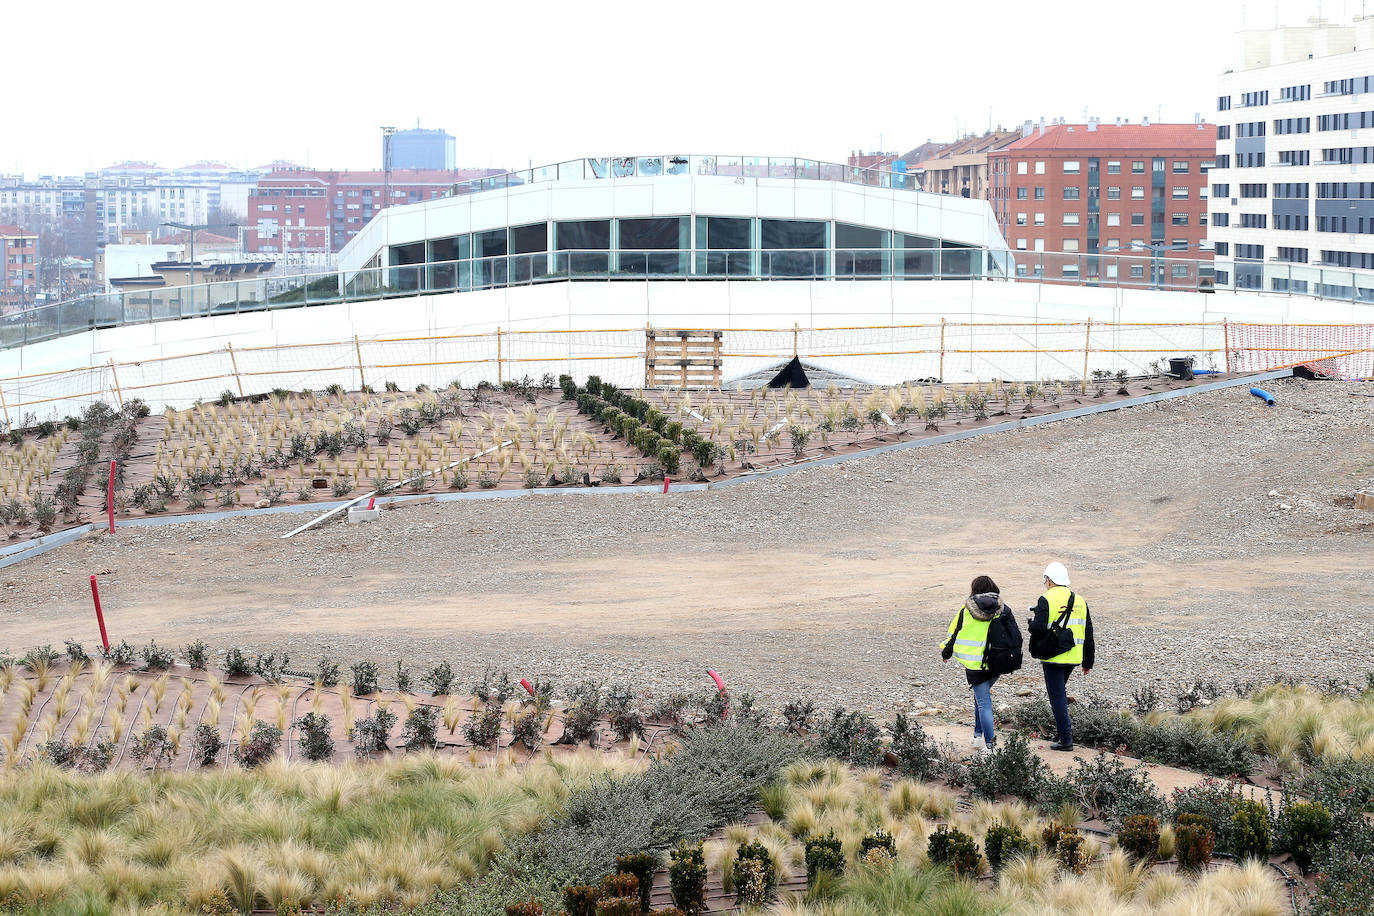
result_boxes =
[6,250,1365,352]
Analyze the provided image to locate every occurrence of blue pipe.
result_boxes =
[1250,387,1275,406]
[1193,369,1221,376]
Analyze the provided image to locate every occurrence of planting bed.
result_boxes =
[0,369,1233,539]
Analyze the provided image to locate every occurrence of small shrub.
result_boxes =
[1175,813,1216,871]
[295,712,333,761]
[818,707,883,766]
[669,842,707,916]
[564,885,601,916]
[1065,750,1164,827]
[595,898,637,916]
[32,495,56,531]
[331,477,354,497]
[394,660,412,692]
[401,704,439,751]
[1168,779,1242,853]
[505,901,543,916]
[450,468,469,490]
[63,639,87,662]
[1284,801,1332,875]
[1054,831,1089,874]
[732,840,776,906]
[968,730,1054,801]
[1118,814,1161,864]
[352,707,396,756]
[463,705,504,750]
[129,725,174,769]
[233,721,282,768]
[781,698,815,735]
[102,639,136,666]
[888,712,939,780]
[861,829,896,858]
[316,656,340,687]
[804,831,845,879]
[599,873,639,903]
[600,462,622,484]
[182,639,209,669]
[927,825,982,878]
[478,468,498,488]
[192,723,224,766]
[422,660,454,695]
[984,820,1032,872]
[1231,799,1272,862]
[350,659,379,696]
[140,640,174,671]
[222,647,252,678]
[511,710,544,751]
[253,651,290,683]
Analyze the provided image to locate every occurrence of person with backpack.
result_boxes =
[1027,561,1095,751]
[941,574,1022,753]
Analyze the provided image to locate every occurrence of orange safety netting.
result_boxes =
[1229,323,1374,379]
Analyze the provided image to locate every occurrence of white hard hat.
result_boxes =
[1044,562,1070,586]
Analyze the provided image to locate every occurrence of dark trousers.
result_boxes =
[1042,663,1075,743]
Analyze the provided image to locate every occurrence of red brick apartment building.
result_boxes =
[244,168,504,254]
[0,225,38,310]
[987,121,1216,286]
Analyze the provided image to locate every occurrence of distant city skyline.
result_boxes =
[2,0,1347,176]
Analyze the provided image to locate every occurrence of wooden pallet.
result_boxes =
[645,329,723,388]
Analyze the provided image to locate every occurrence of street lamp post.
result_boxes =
[161,220,237,310]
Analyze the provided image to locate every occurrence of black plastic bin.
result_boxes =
[1168,357,1195,380]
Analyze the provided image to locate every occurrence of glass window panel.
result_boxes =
[700,216,752,276]
[508,222,547,283]
[427,235,468,291]
[474,229,507,287]
[898,233,936,278]
[761,219,825,277]
[556,219,610,274]
[835,223,889,277]
[618,217,687,275]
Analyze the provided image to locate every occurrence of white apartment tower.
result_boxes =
[1212,17,1374,300]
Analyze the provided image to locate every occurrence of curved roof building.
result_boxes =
[336,155,1011,287]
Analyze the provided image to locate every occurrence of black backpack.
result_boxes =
[984,611,1024,675]
[945,606,1023,675]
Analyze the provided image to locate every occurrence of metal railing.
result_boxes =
[444,154,924,197]
[13,248,1374,353]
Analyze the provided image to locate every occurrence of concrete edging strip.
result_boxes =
[0,369,1293,569]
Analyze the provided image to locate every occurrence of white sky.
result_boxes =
[2,0,1356,176]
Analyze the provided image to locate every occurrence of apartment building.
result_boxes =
[0,225,39,309]
[1211,17,1374,298]
[243,168,505,254]
[987,120,1215,286]
[917,129,1021,201]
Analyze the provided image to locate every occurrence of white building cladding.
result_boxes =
[1212,18,1374,299]
[336,155,1010,287]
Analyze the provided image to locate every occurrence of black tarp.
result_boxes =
[767,357,810,388]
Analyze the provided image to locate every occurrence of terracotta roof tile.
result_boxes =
[999,123,1216,152]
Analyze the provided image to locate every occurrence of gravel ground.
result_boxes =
[2,377,1371,722]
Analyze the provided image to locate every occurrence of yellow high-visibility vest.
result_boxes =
[944,607,993,671]
[1041,584,1087,666]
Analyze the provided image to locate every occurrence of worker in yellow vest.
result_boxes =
[1028,562,1094,751]
[941,574,1022,753]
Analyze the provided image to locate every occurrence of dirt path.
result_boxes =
[1,378,1371,718]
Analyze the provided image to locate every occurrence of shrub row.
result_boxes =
[419,723,803,916]
[572,378,683,474]
[1005,698,1255,778]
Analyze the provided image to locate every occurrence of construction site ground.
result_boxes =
[2,377,1371,720]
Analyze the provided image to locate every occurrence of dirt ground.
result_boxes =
[2,377,1371,718]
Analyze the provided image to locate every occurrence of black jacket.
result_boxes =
[1028,590,1095,669]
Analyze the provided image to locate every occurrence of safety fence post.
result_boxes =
[939,317,947,381]
[108,358,124,408]
[1222,319,1232,374]
[1080,318,1093,393]
[354,335,367,391]
[496,327,503,385]
[226,342,244,398]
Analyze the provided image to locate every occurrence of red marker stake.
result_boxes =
[520,677,534,696]
[90,575,109,653]
[106,460,116,533]
[367,496,376,510]
[663,477,671,494]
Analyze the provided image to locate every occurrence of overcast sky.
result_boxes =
[3,0,1356,176]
